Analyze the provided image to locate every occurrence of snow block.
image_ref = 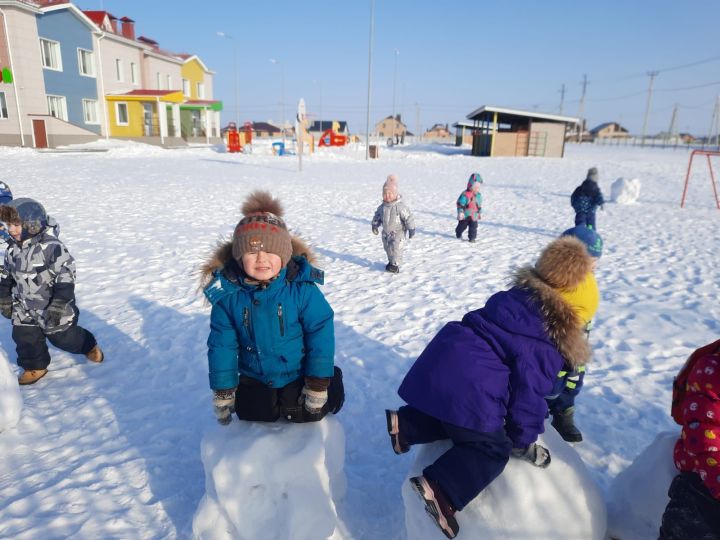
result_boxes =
[0,350,21,432]
[403,425,606,540]
[192,416,346,540]
[607,431,678,540]
[610,177,641,204]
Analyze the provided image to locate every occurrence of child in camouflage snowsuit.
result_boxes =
[371,174,415,273]
[570,167,605,230]
[0,198,103,385]
[0,181,13,266]
[455,173,483,242]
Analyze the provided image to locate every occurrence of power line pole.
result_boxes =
[391,48,399,145]
[364,0,375,160]
[576,74,587,142]
[666,103,678,145]
[640,70,659,147]
[415,102,420,142]
[558,83,566,115]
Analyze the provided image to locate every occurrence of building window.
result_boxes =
[47,95,68,121]
[130,62,138,84]
[40,38,62,71]
[182,79,190,97]
[166,75,172,90]
[82,99,99,124]
[0,92,7,119]
[77,48,95,77]
[115,59,123,81]
[156,72,162,90]
[197,82,205,99]
[115,102,129,125]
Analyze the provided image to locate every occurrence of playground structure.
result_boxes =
[680,150,720,209]
[318,121,348,147]
[225,122,242,153]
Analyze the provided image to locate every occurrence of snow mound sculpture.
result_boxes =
[0,350,21,432]
[610,177,641,204]
[607,431,678,540]
[403,424,606,540]
[192,416,346,540]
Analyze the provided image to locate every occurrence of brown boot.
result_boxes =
[85,345,104,363]
[18,369,48,385]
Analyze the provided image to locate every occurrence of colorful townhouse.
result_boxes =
[0,0,221,148]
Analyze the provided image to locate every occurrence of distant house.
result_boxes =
[251,122,281,138]
[589,122,630,139]
[308,120,349,137]
[679,132,695,143]
[375,114,407,142]
[424,123,452,139]
[465,105,579,158]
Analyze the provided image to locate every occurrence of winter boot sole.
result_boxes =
[385,409,409,454]
[410,476,459,539]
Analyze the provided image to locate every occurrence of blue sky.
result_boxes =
[88,0,719,136]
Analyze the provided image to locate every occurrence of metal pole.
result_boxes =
[234,41,239,126]
[391,48,399,145]
[558,83,565,115]
[666,104,677,146]
[576,74,587,142]
[640,70,658,147]
[365,0,375,160]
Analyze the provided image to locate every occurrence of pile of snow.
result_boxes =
[192,417,346,540]
[610,177,641,204]
[402,426,607,539]
[0,351,21,432]
[607,431,678,540]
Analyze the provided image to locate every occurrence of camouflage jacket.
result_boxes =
[0,229,77,332]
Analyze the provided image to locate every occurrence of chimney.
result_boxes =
[120,17,136,40]
[109,15,119,34]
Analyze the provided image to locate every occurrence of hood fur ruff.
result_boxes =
[199,235,317,289]
[509,236,595,368]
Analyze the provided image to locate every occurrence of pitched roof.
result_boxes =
[252,122,281,133]
[466,105,579,124]
[589,122,628,134]
[308,120,348,132]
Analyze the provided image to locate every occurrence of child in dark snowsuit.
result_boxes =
[0,198,104,385]
[201,191,344,425]
[0,181,13,264]
[385,236,598,538]
[371,175,415,273]
[659,339,720,539]
[455,173,482,242]
[571,167,605,230]
[546,225,603,443]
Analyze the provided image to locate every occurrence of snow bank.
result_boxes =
[192,417,346,540]
[0,350,21,432]
[607,431,678,540]
[610,177,641,204]
[403,425,606,540]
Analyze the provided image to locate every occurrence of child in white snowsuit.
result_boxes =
[201,191,344,425]
[371,174,415,273]
[0,198,103,385]
[455,173,482,242]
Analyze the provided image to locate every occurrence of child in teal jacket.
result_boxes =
[455,173,483,242]
[201,191,344,424]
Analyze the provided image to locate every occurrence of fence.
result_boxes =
[591,136,720,152]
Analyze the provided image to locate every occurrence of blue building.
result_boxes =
[36,4,101,134]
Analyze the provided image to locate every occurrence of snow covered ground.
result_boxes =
[0,140,718,539]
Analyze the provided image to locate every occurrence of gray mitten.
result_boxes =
[46,299,70,328]
[512,442,551,468]
[298,386,328,414]
[0,296,11,319]
[213,389,236,425]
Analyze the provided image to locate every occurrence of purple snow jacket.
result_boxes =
[398,267,591,449]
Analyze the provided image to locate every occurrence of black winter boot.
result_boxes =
[385,263,400,273]
[551,407,583,442]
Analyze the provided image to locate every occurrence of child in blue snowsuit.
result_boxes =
[455,173,482,242]
[571,167,605,229]
[201,190,344,425]
[545,225,603,443]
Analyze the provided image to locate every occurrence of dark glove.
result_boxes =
[213,388,236,425]
[0,296,11,319]
[512,443,551,468]
[407,229,415,239]
[298,386,328,414]
[372,227,379,235]
[46,299,71,328]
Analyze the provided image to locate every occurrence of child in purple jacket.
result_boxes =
[385,236,598,538]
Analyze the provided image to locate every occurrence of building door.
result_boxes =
[143,103,154,136]
[32,119,48,149]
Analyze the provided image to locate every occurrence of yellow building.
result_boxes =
[106,90,185,145]
[179,55,222,142]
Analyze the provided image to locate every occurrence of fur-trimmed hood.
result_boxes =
[199,235,318,290]
[510,266,591,368]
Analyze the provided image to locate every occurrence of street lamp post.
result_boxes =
[216,32,239,127]
[269,58,286,143]
[313,79,322,133]
[365,0,375,160]
[391,48,399,145]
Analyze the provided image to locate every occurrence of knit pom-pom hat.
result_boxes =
[232,191,293,268]
[383,174,399,198]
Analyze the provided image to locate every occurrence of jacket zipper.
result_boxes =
[243,307,254,340]
[277,303,284,337]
